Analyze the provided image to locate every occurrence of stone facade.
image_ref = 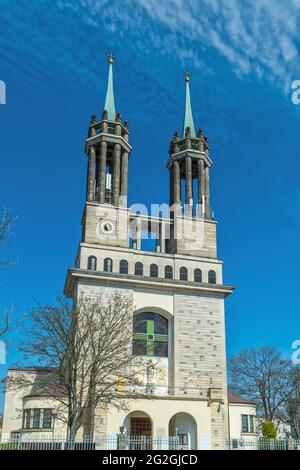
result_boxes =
[169,218,217,258]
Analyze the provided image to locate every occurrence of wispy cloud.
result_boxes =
[63,0,300,92]
[2,0,300,96]
[148,0,300,85]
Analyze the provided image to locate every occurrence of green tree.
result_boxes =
[262,420,277,438]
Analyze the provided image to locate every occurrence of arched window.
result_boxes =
[87,256,97,271]
[135,262,143,276]
[180,267,188,281]
[165,265,173,279]
[208,270,217,284]
[133,312,168,357]
[104,257,113,273]
[194,268,202,283]
[150,264,158,278]
[119,259,128,275]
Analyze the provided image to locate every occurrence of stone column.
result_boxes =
[87,145,96,202]
[160,222,166,254]
[204,164,211,219]
[169,167,174,207]
[101,121,108,133]
[113,143,121,206]
[99,141,107,204]
[198,159,205,217]
[120,151,129,206]
[173,160,181,206]
[115,123,122,136]
[136,218,141,250]
[185,157,192,210]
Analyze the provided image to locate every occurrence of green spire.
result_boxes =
[104,53,116,120]
[182,71,195,137]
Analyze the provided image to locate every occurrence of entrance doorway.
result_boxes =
[124,411,153,450]
[130,417,152,436]
[169,412,197,450]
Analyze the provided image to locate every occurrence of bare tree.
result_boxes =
[0,208,14,266]
[229,346,290,422]
[7,292,155,440]
[284,366,300,438]
[0,208,19,339]
[0,305,17,339]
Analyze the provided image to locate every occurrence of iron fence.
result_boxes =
[3,435,300,451]
[0,434,180,451]
[227,437,300,451]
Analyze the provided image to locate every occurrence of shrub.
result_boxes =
[262,420,277,439]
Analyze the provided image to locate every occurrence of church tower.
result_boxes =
[167,72,216,258]
[169,71,211,219]
[82,53,132,250]
[65,57,234,450]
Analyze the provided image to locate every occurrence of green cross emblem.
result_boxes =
[133,319,168,357]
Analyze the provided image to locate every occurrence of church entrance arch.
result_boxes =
[169,412,197,450]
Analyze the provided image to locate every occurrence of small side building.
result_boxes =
[228,392,257,445]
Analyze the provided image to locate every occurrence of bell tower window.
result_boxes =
[150,264,158,278]
[194,268,202,282]
[104,257,113,272]
[208,270,216,284]
[180,267,188,281]
[120,259,128,274]
[135,262,143,276]
[165,265,173,279]
[87,256,97,271]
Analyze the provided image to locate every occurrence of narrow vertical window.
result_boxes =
[25,409,31,429]
[194,269,202,282]
[33,409,41,429]
[241,415,249,433]
[104,257,113,272]
[180,267,188,281]
[249,415,254,433]
[119,259,128,274]
[43,409,52,429]
[208,270,216,284]
[87,256,97,271]
[135,262,143,276]
[164,265,173,279]
[150,264,158,278]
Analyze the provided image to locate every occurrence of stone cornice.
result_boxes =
[64,268,235,298]
[85,132,132,154]
[167,149,213,169]
[79,242,224,264]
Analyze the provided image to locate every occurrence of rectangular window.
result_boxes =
[32,409,41,429]
[249,415,254,433]
[26,409,31,429]
[22,409,30,429]
[241,415,249,433]
[43,409,52,429]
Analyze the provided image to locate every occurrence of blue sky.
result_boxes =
[1,0,300,410]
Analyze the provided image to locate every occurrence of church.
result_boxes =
[2,56,257,450]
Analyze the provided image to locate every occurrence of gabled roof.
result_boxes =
[8,366,55,372]
[228,391,256,406]
[24,383,67,399]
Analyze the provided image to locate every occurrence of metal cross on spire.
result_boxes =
[182,71,195,137]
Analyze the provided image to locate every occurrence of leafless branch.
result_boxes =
[7,292,156,440]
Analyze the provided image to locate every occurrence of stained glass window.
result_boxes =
[133,312,168,357]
